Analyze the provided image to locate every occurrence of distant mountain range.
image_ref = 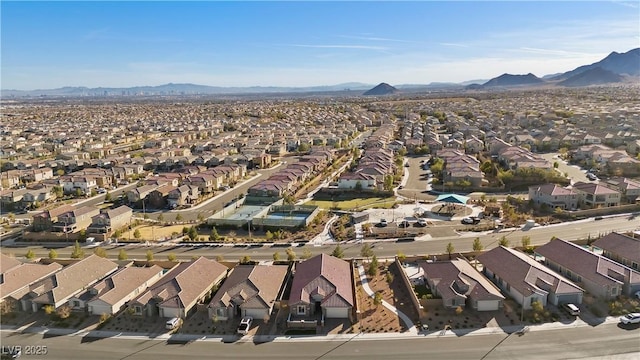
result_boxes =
[466,48,639,90]
[2,48,638,98]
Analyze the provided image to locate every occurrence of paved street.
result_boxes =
[5,214,638,262]
[1,322,638,359]
[540,153,593,184]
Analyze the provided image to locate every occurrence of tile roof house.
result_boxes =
[571,182,621,208]
[477,246,583,310]
[87,205,133,234]
[592,232,640,271]
[288,254,355,322]
[419,258,505,311]
[535,238,640,300]
[602,177,640,203]
[71,265,165,315]
[208,264,288,322]
[129,257,228,319]
[22,255,119,312]
[528,184,579,210]
[0,255,63,309]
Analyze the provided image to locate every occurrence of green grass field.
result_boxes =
[304,197,396,210]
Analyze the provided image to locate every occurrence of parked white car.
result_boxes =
[237,316,253,335]
[619,313,640,325]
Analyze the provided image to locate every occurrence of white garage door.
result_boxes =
[244,308,268,320]
[477,300,500,312]
[325,307,349,318]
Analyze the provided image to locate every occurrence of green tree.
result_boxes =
[146,250,154,261]
[175,213,183,222]
[52,185,63,198]
[368,255,379,276]
[286,247,296,261]
[118,249,128,260]
[197,213,205,222]
[354,181,363,192]
[521,235,531,249]
[187,226,198,241]
[446,242,454,259]
[104,192,112,202]
[301,249,312,260]
[210,227,220,241]
[71,241,85,259]
[373,292,383,306]
[383,175,394,191]
[167,253,177,262]
[25,249,36,260]
[75,188,83,197]
[48,249,58,259]
[240,255,251,264]
[297,143,310,153]
[265,230,274,241]
[157,213,164,223]
[360,243,374,260]
[331,244,344,259]
[133,229,142,239]
[499,236,510,247]
[94,247,107,258]
[472,237,483,252]
[272,251,281,261]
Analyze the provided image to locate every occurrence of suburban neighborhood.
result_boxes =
[1,84,640,353]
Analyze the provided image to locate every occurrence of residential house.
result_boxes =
[337,172,377,191]
[126,184,158,204]
[528,184,579,210]
[71,265,165,315]
[21,255,119,312]
[593,232,640,271]
[129,257,228,319]
[288,254,354,321]
[419,258,505,311]
[535,238,640,299]
[53,205,100,233]
[1,170,21,189]
[603,178,640,203]
[0,254,63,311]
[147,184,176,209]
[208,264,288,321]
[87,205,133,234]
[167,185,200,207]
[572,182,621,208]
[477,246,583,310]
[32,204,75,232]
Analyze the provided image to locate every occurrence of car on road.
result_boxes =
[461,217,480,225]
[634,290,640,299]
[237,316,253,335]
[398,220,411,228]
[417,218,428,227]
[378,219,388,227]
[561,303,580,316]
[619,313,640,325]
[587,173,598,181]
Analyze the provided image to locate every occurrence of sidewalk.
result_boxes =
[2,314,622,344]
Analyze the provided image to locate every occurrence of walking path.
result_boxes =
[356,264,418,335]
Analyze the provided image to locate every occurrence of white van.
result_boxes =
[165,317,181,330]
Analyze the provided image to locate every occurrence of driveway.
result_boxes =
[540,153,593,184]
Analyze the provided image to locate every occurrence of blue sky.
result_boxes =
[2,1,639,90]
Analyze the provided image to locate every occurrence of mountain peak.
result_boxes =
[481,73,543,87]
[363,82,398,96]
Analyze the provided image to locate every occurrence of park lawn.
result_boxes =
[304,197,396,210]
